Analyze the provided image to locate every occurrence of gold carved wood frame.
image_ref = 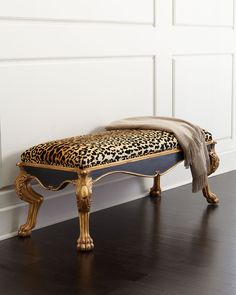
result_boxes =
[15,141,219,251]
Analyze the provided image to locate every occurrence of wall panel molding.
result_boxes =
[0,16,154,27]
[0,55,155,188]
[153,55,157,115]
[231,54,235,140]
[0,55,155,63]
[0,121,2,189]
[172,53,234,142]
[0,0,155,26]
[173,0,234,28]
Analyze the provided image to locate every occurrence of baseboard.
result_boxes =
[0,174,151,240]
[0,149,235,241]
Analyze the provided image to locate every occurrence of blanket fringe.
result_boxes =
[192,173,208,193]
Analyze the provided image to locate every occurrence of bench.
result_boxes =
[15,129,220,251]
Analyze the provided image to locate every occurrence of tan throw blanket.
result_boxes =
[106,116,210,193]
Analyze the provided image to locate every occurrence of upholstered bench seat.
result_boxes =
[15,128,219,252]
[21,129,212,169]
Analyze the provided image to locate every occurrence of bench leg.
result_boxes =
[15,170,43,237]
[202,183,219,204]
[75,171,94,251]
[150,174,161,197]
[202,148,220,204]
[208,149,220,176]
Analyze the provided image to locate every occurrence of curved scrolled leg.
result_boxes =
[202,184,219,205]
[150,174,161,198]
[75,171,94,251]
[201,145,220,204]
[15,169,43,237]
[208,149,220,176]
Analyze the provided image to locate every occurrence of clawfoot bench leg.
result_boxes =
[202,184,219,204]
[15,169,43,237]
[75,171,94,251]
[202,148,220,205]
[150,173,161,198]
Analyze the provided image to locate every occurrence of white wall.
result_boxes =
[0,0,236,239]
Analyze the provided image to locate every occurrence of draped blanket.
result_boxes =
[106,116,210,192]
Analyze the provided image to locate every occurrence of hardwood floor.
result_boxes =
[0,171,236,295]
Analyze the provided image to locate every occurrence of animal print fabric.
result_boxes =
[21,129,212,169]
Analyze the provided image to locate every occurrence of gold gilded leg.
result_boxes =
[150,174,161,197]
[75,171,94,251]
[208,150,220,176]
[202,146,220,204]
[202,184,219,205]
[15,170,43,237]
[78,212,94,251]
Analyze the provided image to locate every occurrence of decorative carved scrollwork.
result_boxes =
[75,171,93,213]
[208,151,220,176]
[15,169,44,237]
[202,145,220,204]
[15,170,30,199]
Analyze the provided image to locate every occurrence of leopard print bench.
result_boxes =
[15,129,220,251]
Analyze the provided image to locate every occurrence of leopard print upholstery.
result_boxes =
[21,129,212,169]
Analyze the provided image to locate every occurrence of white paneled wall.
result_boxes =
[173,54,233,140]
[0,57,154,187]
[173,0,234,27]
[0,0,235,239]
[0,0,154,24]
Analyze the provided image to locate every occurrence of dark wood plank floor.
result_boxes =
[0,171,236,295]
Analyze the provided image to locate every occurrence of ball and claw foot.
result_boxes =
[18,226,32,237]
[202,185,219,205]
[77,236,94,251]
